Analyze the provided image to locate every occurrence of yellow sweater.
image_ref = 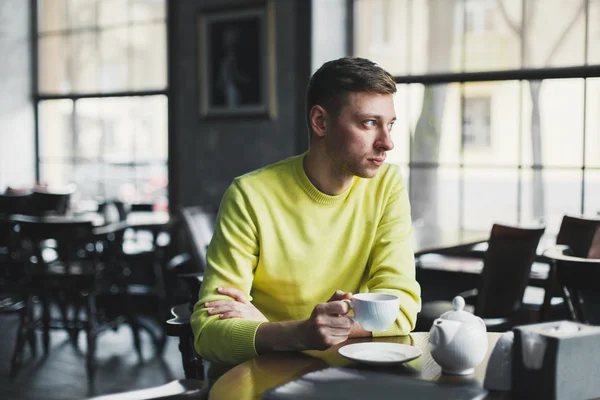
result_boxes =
[191,154,421,365]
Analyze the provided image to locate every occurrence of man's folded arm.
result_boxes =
[190,181,263,365]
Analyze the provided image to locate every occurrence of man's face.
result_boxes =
[323,91,396,179]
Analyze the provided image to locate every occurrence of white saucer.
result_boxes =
[338,342,422,366]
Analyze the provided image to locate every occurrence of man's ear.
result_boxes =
[309,105,327,138]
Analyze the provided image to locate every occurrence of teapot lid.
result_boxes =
[439,296,479,322]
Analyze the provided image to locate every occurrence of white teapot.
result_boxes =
[428,296,488,375]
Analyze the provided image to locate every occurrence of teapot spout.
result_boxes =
[431,318,461,347]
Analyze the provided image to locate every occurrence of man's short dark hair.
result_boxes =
[306,57,397,136]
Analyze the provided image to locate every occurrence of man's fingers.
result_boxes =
[216,287,249,304]
[328,290,353,302]
[320,300,350,315]
[219,311,241,319]
[327,290,345,301]
[204,300,235,308]
[207,304,243,315]
[314,314,353,329]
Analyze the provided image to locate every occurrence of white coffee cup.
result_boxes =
[342,293,400,332]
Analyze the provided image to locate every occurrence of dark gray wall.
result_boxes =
[169,0,312,211]
[0,0,34,190]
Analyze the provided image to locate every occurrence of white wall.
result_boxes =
[0,0,35,191]
[311,0,348,73]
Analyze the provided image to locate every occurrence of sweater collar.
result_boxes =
[293,153,356,205]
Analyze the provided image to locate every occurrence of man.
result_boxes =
[191,57,421,365]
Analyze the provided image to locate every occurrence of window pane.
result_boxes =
[586,78,600,168]
[410,167,460,230]
[71,32,99,93]
[68,0,97,29]
[353,0,409,76]
[410,83,461,165]
[130,24,167,90]
[130,96,168,161]
[131,0,166,23]
[410,0,463,74]
[135,163,168,204]
[464,0,522,71]
[104,165,136,201]
[521,79,584,167]
[589,0,600,65]
[98,98,135,162]
[584,170,600,216]
[463,81,520,166]
[387,84,410,165]
[39,100,74,158]
[98,0,129,27]
[523,0,585,68]
[463,168,518,230]
[38,0,68,33]
[75,99,103,160]
[73,162,102,200]
[75,96,167,162]
[99,28,128,92]
[39,162,74,189]
[521,169,583,234]
[38,34,70,94]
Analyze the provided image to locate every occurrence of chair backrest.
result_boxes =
[0,192,32,215]
[26,189,74,216]
[544,245,600,324]
[11,215,96,269]
[180,206,216,273]
[475,223,546,318]
[556,215,600,257]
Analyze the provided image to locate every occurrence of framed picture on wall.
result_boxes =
[198,1,277,118]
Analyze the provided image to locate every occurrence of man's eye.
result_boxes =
[387,122,395,131]
[364,120,376,127]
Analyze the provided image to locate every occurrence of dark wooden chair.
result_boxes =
[165,206,216,380]
[543,243,600,324]
[97,200,172,354]
[416,223,545,332]
[0,215,36,376]
[26,185,76,216]
[0,191,33,215]
[10,214,151,383]
[537,215,600,320]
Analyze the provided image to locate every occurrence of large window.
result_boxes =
[35,0,168,208]
[354,0,600,234]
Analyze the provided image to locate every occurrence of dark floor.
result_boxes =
[0,313,185,400]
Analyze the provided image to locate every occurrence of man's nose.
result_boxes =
[376,129,394,152]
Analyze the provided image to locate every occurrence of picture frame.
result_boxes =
[198,1,277,119]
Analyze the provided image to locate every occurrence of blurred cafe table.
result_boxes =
[8,210,171,231]
[209,332,506,400]
[412,225,489,256]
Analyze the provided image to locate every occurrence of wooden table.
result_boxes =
[209,332,507,400]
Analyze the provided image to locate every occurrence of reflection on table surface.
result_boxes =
[208,332,505,400]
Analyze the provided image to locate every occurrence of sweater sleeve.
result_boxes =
[366,168,422,336]
[190,180,264,365]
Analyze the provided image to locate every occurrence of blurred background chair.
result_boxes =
[25,185,76,216]
[165,206,216,381]
[0,215,35,377]
[416,223,545,332]
[0,191,33,215]
[535,215,600,321]
[9,214,157,383]
[543,241,600,325]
